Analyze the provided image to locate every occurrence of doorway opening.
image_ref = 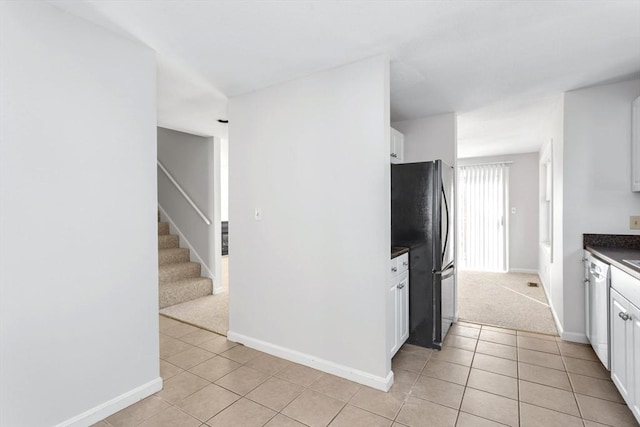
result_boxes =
[158,136,230,336]
[456,155,557,335]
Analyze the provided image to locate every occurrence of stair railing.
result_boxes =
[157,160,212,225]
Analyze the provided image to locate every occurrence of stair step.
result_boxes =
[159,277,213,309]
[159,248,190,265]
[159,262,201,284]
[158,234,179,249]
[158,222,170,235]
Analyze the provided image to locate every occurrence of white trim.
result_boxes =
[561,330,589,344]
[538,271,565,339]
[55,377,162,427]
[509,268,539,274]
[211,137,223,294]
[227,331,394,391]
[158,205,222,293]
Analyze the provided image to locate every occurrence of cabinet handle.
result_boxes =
[403,261,408,266]
[390,153,398,158]
[619,312,631,321]
[391,267,397,272]
[397,283,405,289]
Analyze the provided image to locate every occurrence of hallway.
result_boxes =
[160,256,229,336]
[457,271,558,335]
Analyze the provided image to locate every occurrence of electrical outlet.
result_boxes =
[631,216,640,230]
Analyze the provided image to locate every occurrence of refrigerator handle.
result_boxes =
[441,268,455,280]
[434,260,455,275]
[441,186,449,263]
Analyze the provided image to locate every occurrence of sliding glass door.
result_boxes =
[458,163,509,272]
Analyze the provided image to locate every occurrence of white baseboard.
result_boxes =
[56,377,162,427]
[509,268,539,274]
[560,330,589,344]
[538,272,564,338]
[158,205,216,288]
[227,331,394,391]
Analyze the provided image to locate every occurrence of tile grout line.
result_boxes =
[561,350,586,422]
[390,348,433,425]
[453,332,480,426]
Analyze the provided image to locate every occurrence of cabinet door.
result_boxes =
[395,131,404,163]
[388,278,400,357]
[630,302,640,422]
[584,251,591,342]
[611,288,631,401]
[390,128,404,164]
[398,272,409,345]
[632,95,639,192]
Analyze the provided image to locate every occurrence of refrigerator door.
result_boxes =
[438,161,456,345]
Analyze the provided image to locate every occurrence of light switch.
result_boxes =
[631,216,640,230]
[511,207,516,214]
[254,208,262,221]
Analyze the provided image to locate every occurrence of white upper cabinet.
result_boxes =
[390,127,404,164]
[632,96,640,192]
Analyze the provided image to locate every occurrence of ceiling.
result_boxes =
[50,1,640,155]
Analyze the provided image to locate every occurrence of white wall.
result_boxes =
[392,113,457,165]
[561,78,640,340]
[537,94,565,337]
[458,153,539,272]
[157,127,219,283]
[0,2,160,426]
[228,56,392,389]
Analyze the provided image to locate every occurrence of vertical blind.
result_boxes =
[458,163,509,272]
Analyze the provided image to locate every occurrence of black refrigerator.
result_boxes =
[391,160,455,350]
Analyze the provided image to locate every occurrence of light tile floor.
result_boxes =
[93,317,639,427]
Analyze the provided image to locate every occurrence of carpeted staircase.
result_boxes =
[158,216,212,308]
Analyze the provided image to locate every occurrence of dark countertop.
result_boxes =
[391,246,409,259]
[586,246,640,280]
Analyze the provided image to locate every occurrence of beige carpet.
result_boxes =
[160,256,229,336]
[457,270,558,336]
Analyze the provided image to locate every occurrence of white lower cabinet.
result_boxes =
[611,288,632,401]
[610,266,640,423]
[388,253,409,358]
[398,272,409,345]
[631,302,640,420]
[388,279,400,356]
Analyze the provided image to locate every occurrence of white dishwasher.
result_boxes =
[587,256,611,369]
